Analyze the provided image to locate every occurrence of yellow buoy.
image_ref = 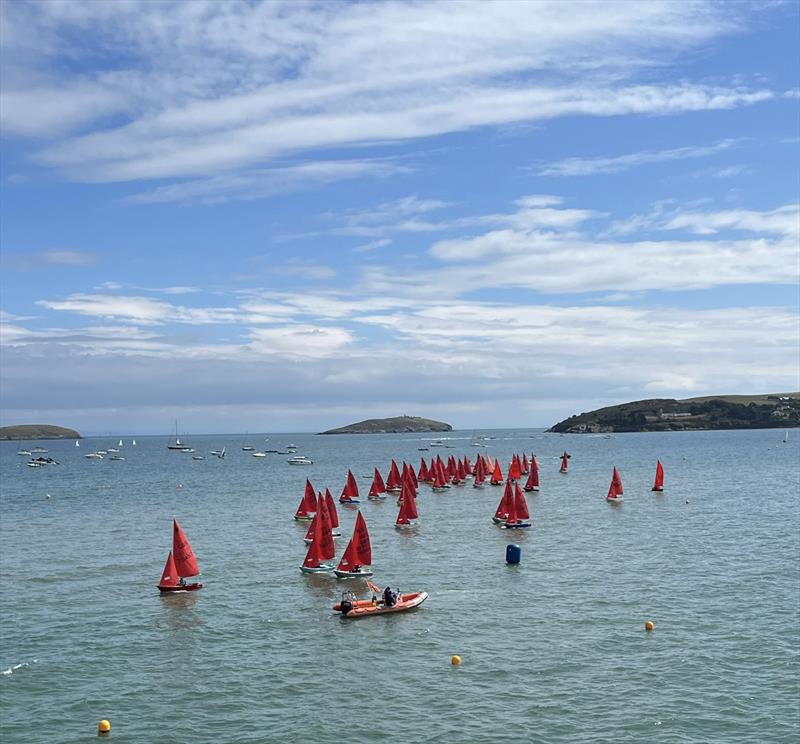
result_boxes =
[451,655,462,666]
[645,620,655,632]
[98,719,111,734]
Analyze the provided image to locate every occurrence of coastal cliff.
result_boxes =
[320,415,452,434]
[548,393,800,433]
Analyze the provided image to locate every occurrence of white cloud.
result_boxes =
[2,0,773,190]
[413,198,800,293]
[125,159,408,205]
[535,139,739,176]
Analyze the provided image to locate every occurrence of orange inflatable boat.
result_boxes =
[333,591,428,618]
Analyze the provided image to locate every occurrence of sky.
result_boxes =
[1,0,799,435]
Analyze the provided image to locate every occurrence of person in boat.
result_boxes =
[179,577,187,587]
[383,586,397,607]
[352,564,362,574]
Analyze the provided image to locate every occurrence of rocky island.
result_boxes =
[548,393,800,433]
[320,415,452,435]
[0,424,81,440]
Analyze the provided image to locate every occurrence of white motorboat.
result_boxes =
[287,455,313,465]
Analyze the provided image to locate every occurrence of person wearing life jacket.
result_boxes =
[383,586,396,607]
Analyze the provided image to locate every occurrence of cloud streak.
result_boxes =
[535,139,740,176]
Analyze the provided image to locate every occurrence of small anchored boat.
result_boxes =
[287,455,313,465]
[157,519,203,592]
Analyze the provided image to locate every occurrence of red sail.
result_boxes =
[336,539,359,572]
[560,452,569,473]
[514,483,530,519]
[158,551,180,588]
[524,455,539,490]
[340,469,359,502]
[317,493,336,560]
[409,463,419,489]
[304,480,317,511]
[504,482,519,524]
[652,460,664,491]
[373,467,387,493]
[463,456,472,474]
[612,466,624,494]
[607,467,623,500]
[494,480,513,520]
[368,477,381,499]
[302,524,325,568]
[353,512,372,565]
[324,488,339,529]
[395,496,411,525]
[508,457,521,481]
[432,465,446,489]
[295,493,311,519]
[490,460,504,485]
[521,453,529,474]
[172,519,200,577]
[418,458,429,482]
[387,460,401,490]
[304,506,318,540]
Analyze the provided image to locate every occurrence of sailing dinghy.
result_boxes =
[559,451,570,473]
[500,483,531,529]
[606,466,623,503]
[157,519,203,592]
[293,479,317,521]
[334,512,374,578]
[300,494,336,573]
[651,460,664,492]
[524,454,540,492]
[339,469,361,504]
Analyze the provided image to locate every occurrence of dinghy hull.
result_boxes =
[158,582,203,593]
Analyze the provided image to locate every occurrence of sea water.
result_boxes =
[1,429,798,743]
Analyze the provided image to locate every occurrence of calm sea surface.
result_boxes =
[1,428,798,743]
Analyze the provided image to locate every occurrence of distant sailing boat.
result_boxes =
[157,519,203,592]
[559,451,570,473]
[368,467,387,500]
[784,431,789,443]
[167,421,189,450]
[606,466,623,503]
[132,439,136,446]
[651,460,665,492]
[75,440,80,447]
[118,440,123,447]
[334,512,374,578]
[304,490,342,544]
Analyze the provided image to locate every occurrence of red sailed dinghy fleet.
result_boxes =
[153,440,669,626]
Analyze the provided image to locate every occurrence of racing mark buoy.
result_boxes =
[645,620,655,632]
[98,719,111,735]
[451,655,462,666]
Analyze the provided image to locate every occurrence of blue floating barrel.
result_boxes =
[506,544,521,565]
